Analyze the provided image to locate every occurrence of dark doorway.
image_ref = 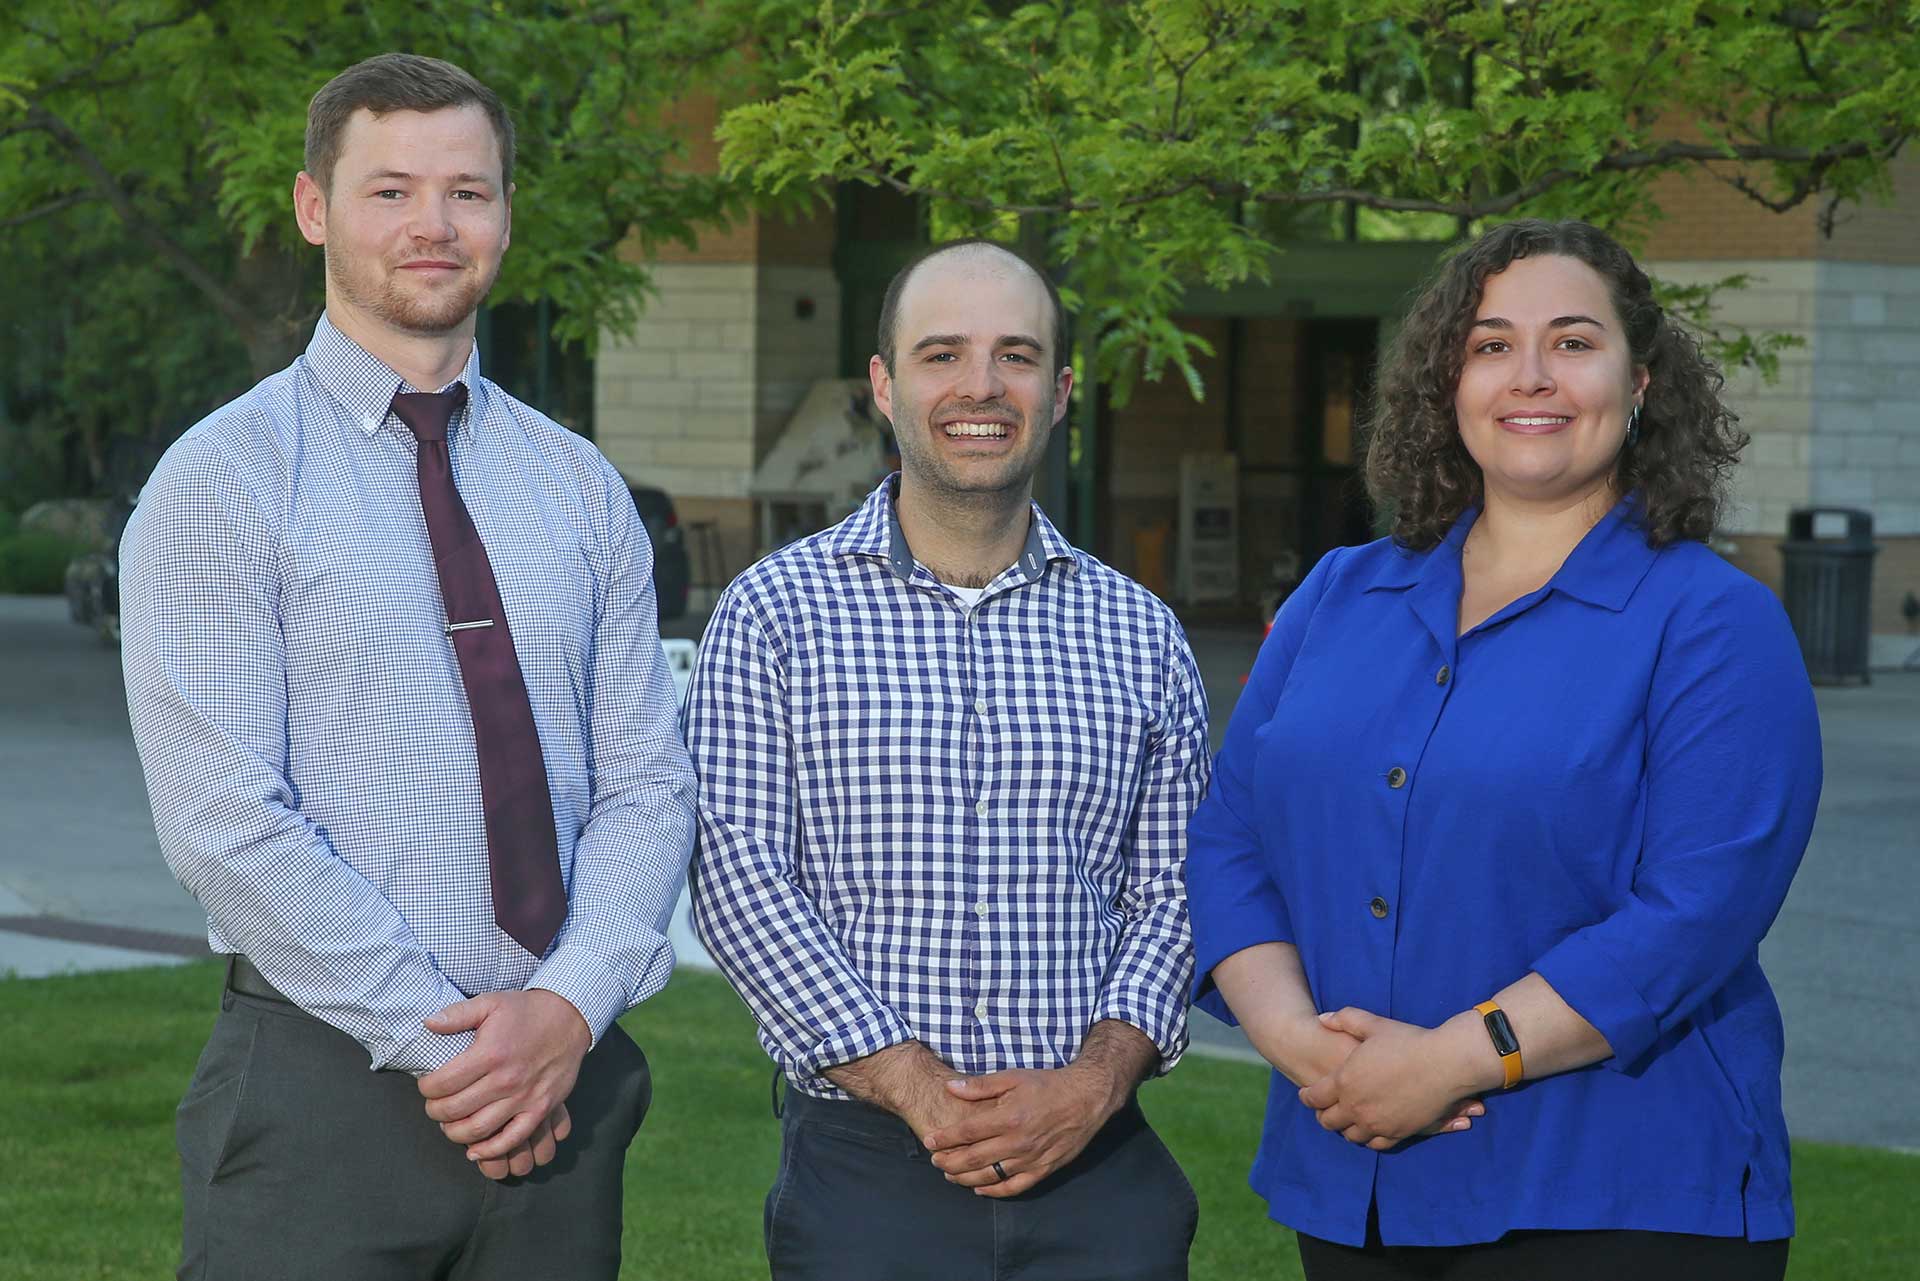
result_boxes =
[1297,318,1380,564]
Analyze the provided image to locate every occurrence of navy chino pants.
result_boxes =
[766,1087,1198,1281]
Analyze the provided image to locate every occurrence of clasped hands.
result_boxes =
[416,988,592,1181]
[1291,1007,1498,1152]
[918,1061,1125,1198]
[840,1031,1146,1199]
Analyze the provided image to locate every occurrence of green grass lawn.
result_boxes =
[1,962,1913,1279]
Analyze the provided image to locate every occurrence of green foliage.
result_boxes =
[1,0,802,496]
[5,0,1916,464]
[0,2,796,361]
[0,529,89,594]
[1656,273,1806,383]
[717,0,1920,398]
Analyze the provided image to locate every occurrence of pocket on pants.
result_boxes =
[176,1012,259,1187]
[597,1022,653,1144]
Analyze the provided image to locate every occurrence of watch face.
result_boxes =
[1484,1009,1520,1058]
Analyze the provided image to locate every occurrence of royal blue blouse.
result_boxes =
[1187,498,1821,1248]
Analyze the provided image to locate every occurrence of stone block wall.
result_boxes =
[595,251,841,592]
[597,262,759,501]
[1646,257,1920,655]
[1808,262,1920,538]
[1640,259,1817,540]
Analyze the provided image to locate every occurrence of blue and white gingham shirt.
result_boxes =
[686,478,1208,1098]
[120,316,696,1074]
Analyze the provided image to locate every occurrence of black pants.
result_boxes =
[1297,1203,1789,1281]
[766,1087,1198,1281]
[176,978,651,1281]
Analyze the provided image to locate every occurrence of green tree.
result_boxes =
[1,0,797,493]
[719,0,1920,395]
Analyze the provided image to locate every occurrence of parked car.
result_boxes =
[68,483,692,646]
[627,479,690,621]
[64,499,131,646]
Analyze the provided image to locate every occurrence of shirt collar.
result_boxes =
[303,313,483,438]
[1362,492,1659,613]
[828,473,1079,586]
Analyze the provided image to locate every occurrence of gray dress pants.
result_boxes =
[175,978,650,1281]
[766,1088,1198,1281]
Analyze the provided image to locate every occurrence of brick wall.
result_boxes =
[1640,166,1818,262]
[1817,149,1920,266]
[1637,147,1920,266]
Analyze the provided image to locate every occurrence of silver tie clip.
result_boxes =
[445,619,495,634]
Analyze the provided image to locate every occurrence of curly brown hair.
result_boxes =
[1364,220,1748,549]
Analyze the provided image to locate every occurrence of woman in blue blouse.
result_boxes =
[1186,220,1821,1279]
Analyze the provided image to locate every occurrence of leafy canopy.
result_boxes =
[1,0,807,493]
[0,1,799,371]
[718,0,1920,394]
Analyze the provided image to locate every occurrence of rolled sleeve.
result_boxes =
[686,581,918,1088]
[1186,551,1340,1024]
[1530,575,1821,1069]
[1091,628,1211,1072]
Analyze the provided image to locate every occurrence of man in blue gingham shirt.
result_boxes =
[688,239,1210,1280]
[119,54,688,1279]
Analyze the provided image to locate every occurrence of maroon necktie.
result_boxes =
[393,386,566,957]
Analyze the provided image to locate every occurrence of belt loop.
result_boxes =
[770,1064,785,1119]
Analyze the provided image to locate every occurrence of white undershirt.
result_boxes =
[944,583,988,608]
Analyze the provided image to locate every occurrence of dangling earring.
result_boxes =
[1625,402,1642,448]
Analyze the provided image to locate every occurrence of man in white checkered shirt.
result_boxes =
[687,239,1212,1280]
[119,55,691,1279]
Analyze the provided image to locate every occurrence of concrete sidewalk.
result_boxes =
[2,594,1915,1148]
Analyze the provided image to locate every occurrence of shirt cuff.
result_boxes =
[380,1025,475,1076]
[528,942,642,1048]
[1532,932,1661,1071]
[798,1007,918,1089]
[1089,1000,1189,1077]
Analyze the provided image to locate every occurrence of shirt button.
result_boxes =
[974,699,987,715]
[975,800,988,818]
[974,902,989,917]
[1370,897,1390,919]
[1386,766,1407,788]
[1435,665,1451,686]
[974,1001,988,1019]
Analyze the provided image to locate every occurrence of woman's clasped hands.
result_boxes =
[1296,1007,1497,1152]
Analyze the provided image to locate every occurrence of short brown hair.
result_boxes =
[877,239,1068,376]
[305,53,515,195]
[1365,219,1747,549]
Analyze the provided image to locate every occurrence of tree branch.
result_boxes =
[27,105,260,331]
[852,132,1903,222]
[18,1,215,109]
[0,190,93,228]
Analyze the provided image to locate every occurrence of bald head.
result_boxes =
[877,238,1067,376]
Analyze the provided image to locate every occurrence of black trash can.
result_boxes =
[1779,507,1877,685]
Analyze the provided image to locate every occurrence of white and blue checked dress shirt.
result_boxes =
[120,316,696,1073]
[686,478,1209,1098]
